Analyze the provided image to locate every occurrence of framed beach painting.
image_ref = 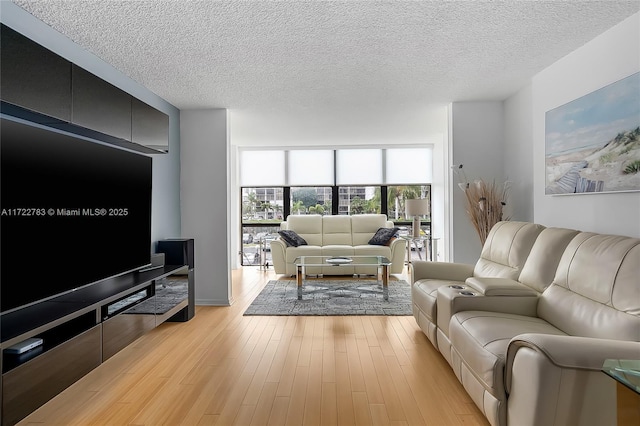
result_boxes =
[545,72,640,195]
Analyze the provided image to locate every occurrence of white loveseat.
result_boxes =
[271,214,406,276]
[411,221,640,426]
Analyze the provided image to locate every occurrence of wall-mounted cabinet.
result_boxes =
[0,24,72,122]
[0,24,169,153]
[71,65,132,141]
[132,98,170,152]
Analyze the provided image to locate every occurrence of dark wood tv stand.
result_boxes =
[0,264,191,425]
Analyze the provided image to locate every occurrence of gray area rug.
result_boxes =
[244,279,413,316]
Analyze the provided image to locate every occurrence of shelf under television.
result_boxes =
[0,264,187,348]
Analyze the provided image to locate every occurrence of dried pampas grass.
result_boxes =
[460,179,510,245]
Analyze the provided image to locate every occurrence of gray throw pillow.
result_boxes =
[368,227,399,246]
[278,230,308,247]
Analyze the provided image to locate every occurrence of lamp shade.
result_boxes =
[405,199,429,217]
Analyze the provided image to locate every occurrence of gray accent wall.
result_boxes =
[450,101,505,264]
[504,84,534,223]
[0,2,181,247]
[180,109,232,306]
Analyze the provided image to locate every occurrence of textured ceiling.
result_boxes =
[11,1,640,112]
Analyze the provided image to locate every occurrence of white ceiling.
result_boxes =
[11,1,640,112]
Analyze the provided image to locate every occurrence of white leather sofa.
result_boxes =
[412,221,547,348]
[411,222,640,426]
[271,214,406,276]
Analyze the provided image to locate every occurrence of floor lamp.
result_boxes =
[405,199,429,238]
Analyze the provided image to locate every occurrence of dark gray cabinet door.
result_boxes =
[132,98,169,152]
[72,65,132,140]
[2,25,168,153]
[0,24,72,121]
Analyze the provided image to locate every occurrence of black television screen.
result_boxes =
[1,118,152,313]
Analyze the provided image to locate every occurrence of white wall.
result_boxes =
[231,105,447,147]
[504,84,534,222]
[532,13,640,237]
[181,109,233,305]
[0,1,182,247]
[449,102,505,264]
[229,105,450,267]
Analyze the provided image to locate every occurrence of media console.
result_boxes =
[0,264,191,426]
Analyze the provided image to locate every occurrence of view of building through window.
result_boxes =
[291,187,332,215]
[338,186,380,214]
[242,187,284,221]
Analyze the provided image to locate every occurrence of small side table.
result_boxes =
[258,234,277,270]
[400,235,439,263]
[602,359,640,425]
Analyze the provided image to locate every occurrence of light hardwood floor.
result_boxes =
[20,267,488,425]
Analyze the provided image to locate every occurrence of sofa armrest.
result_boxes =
[465,277,538,296]
[389,237,406,252]
[504,334,639,426]
[411,260,474,283]
[437,287,539,337]
[506,333,640,395]
[507,334,640,375]
[387,237,407,274]
[270,238,288,274]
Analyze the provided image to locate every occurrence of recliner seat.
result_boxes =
[411,221,545,348]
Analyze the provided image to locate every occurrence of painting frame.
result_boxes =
[545,72,640,195]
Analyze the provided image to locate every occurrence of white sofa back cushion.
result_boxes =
[517,227,580,293]
[322,216,353,245]
[538,232,640,341]
[351,214,389,245]
[286,215,323,246]
[473,222,545,280]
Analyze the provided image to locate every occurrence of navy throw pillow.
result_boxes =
[368,227,399,246]
[278,230,308,247]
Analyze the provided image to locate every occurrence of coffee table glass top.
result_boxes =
[294,255,391,266]
[602,359,640,394]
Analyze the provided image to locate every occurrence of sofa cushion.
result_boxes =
[351,214,388,245]
[450,311,566,398]
[473,222,545,280]
[368,227,399,246]
[321,245,355,257]
[286,215,323,246]
[285,245,323,263]
[517,227,579,293]
[538,232,640,341]
[322,216,353,245]
[278,230,307,247]
[353,244,391,258]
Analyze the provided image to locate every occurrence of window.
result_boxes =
[288,150,334,185]
[386,148,432,184]
[240,187,283,266]
[291,187,332,215]
[336,149,382,185]
[239,146,433,265]
[242,187,284,222]
[240,150,285,186]
[387,185,430,221]
[338,186,380,215]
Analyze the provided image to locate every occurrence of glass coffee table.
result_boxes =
[293,255,392,300]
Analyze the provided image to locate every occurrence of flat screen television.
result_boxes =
[1,117,152,314]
